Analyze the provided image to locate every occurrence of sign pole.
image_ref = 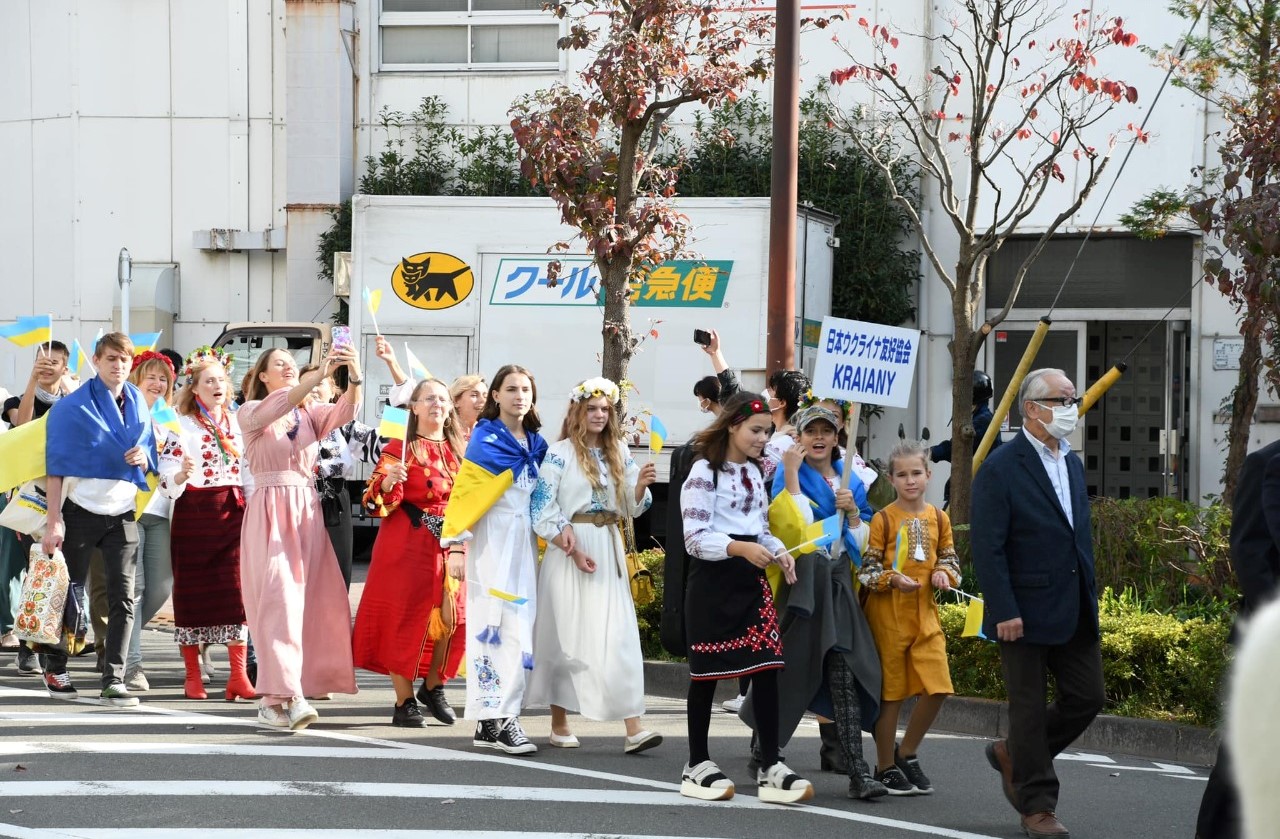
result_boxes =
[831,401,860,560]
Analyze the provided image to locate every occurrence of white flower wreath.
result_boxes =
[569,376,621,403]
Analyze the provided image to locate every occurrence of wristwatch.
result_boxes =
[347,375,363,385]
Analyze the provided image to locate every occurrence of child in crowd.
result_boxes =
[678,391,811,805]
[858,439,960,796]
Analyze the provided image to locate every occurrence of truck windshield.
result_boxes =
[215,330,317,384]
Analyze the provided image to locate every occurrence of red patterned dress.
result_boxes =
[158,411,247,645]
[352,437,465,683]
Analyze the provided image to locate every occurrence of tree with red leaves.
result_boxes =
[826,0,1144,524]
[510,0,837,410]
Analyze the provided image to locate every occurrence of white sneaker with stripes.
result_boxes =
[757,761,814,805]
[680,760,735,801]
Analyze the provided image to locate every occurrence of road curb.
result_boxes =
[643,660,1219,766]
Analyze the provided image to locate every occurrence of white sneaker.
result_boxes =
[681,760,735,801]
[257,704,291,730]
[124,668,150,693]
[721,693,746,714]
[757,761,814,805]
[201,645,217,684]
[287,698,319,731]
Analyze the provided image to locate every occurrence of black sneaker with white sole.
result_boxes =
[473,718,537,755]
[43,670,77,700]
[894,745,933,794]
[875,765,919,796]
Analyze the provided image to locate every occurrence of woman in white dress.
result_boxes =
[528,377,660,754]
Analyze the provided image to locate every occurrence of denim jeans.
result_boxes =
[44,501,139,687]
[126,513,172,671]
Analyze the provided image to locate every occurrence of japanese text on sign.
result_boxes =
[490,258,732,307]
[811,316,921,409]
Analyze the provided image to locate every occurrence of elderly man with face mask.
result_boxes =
[969,368,1104,839]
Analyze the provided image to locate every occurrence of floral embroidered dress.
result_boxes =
[858,501,962,701]
[238,388,358,702]
[526,439,652,720]
[158,411,247,646]
[679,459,786,681]
[352,437,465,683]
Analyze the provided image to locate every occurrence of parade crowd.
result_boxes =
[0,329,1108,839]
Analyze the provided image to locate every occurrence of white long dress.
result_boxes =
[526,439,652,720]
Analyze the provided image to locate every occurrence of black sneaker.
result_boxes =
[416,682,457,725]
[391,698,427,728]
[895,745,932,794]
[43,670,77,700]
[849,771,889,800]
[474,717,537,755]
[875,765,918,796]
[16,646,42,675]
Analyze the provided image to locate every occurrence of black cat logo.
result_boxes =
[391,252,474,311]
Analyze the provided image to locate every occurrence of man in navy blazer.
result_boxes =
[970,368,1104,839]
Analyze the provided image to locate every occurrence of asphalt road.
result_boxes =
[0,629,1208,839]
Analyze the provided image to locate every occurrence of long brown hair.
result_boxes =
[560,393,627,511]
[479,364,541,433]
[241,348,291,403]
[406,379,465,462]
[174,359,229,418]
[691,391,771,472]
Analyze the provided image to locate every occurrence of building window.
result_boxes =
[381,0,561,71]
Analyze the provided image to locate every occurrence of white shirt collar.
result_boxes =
[1022,426,1071,458]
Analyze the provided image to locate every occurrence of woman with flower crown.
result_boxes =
[526,377,660,754]
[157,347,255,702]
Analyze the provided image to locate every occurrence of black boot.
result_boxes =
[819,722,849,773]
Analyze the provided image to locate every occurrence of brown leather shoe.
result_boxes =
[1021,811,1070,838]
[985,739,1017,811]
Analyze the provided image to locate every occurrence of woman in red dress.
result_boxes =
[352,378,467,727]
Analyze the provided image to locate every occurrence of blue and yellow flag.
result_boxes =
[649,415,668,454]
[805,514,842,550]
[378,405,409,441]
[69,339,92,377]
[0,315,52,348]
[893,524,910,573]
[404,344,431,380]
[962,597,986,639]
[129,332,162,355]
[150,400,182,436]
[0,415,48,493]
[442,418,547,542]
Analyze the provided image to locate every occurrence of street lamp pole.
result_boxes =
[118,248,132,335]
[766,0,799,374]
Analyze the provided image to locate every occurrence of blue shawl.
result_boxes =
[46,378,157,491]
[771,457,873,566]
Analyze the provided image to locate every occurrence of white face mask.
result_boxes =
[1034,402,1078,440]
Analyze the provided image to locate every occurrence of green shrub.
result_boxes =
[630,548,677,660]
[940,589,1231,727]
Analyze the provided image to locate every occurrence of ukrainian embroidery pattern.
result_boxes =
[688,577,783,657]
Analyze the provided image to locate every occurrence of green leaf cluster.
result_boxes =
[662,87,920,326]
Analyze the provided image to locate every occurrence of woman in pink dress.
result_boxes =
[237,346,362,731]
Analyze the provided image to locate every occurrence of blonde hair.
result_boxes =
[176,358,230,417]
[559,392,627,512]
[407,378,465,462]
[129,358,175,405]
[449,374,486,404]
[888,439,932,474]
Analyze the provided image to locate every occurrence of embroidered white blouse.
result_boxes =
[531,439,652,541]
[158,412,245,499]
[680,458,785,561]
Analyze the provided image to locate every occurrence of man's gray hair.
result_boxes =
[1018,368,1067,411]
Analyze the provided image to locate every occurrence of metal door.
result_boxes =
[987,321,1087,451]
[362,332,470,424]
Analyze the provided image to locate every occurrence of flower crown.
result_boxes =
[132,350,176,380]
[731,397,770,424]
[570,376,621,404]
[183,345,235,380]
[800,388,852,421]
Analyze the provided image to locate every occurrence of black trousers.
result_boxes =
[42,501,138,687]
[998,620,1105,815]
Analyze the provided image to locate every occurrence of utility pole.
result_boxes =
[118,248,132,334]
[766,0,800,375]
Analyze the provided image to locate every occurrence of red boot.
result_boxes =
[224,643,256,702]
[180,645,207,700]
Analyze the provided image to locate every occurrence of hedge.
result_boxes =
[632,548,1230,727]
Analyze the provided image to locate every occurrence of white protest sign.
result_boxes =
[811,316,921,408]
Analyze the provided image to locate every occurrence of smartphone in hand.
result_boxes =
[693,328,712,347]
[331,325,354,354]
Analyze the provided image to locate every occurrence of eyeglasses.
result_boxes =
[410,396,451,405]
[1034,396,1082,408]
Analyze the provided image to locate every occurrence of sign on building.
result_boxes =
[811,315,921,408]
[489,257,732,307]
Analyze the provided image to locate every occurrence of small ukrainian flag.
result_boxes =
[378,405,410,441]
[0,315,53,348]
[404,343,431,380]
[129,331,163,355]
[69,338,92,377]
[804,513,842,551]
[649,415,668,454]
[962,597,986,639]
[150,400,183,436]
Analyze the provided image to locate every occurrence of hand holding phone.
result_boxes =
[693,328,712,347]
[332,325,354,354]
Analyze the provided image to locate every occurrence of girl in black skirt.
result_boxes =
[678,391,812,805]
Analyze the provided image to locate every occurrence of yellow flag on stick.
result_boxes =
[962,597,986,638]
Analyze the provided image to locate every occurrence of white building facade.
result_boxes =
[0,0,1259,500]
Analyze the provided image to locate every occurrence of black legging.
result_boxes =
[688,669,781,768]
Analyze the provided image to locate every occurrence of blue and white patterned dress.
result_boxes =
[526,439,652,720]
